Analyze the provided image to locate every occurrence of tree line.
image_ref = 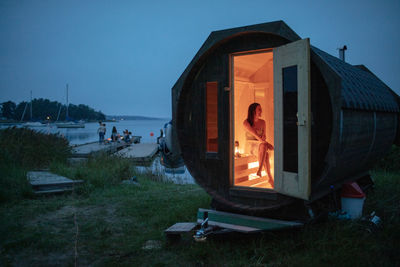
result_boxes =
[1,98,105,122]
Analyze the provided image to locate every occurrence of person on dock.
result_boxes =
[123,129,131,143]
[157,129,163,144]
[97,122,106,144]
[111,126,118,142]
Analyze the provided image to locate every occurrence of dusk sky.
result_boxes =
[0,0,399,118]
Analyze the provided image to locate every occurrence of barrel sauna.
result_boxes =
[171,21,400,220]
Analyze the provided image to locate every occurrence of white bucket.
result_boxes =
[341,197,365,219]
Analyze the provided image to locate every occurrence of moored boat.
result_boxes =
[56,121,85,128]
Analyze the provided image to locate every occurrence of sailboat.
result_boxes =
[21,91,47,127]
[56,84,85,128]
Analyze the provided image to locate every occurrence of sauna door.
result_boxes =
[273,38,311,200]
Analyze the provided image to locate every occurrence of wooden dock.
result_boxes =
[71,141,130,158]
[115,143,159,164]
[27,171,84,194]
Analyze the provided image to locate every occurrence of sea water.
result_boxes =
[49,119,170,144]
[0,119,169,144]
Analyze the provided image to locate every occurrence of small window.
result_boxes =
[283,65,298,172]
[206,82,218,152]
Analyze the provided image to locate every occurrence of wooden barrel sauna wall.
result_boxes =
[171,21,399,220]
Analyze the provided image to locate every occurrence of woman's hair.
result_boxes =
[246,103,260,126]
[112,126,117,132]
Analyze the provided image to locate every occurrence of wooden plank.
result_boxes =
[235,176,268,187]
[197,208,303,233]
[71,141,131,158]
[34,188,73,195]
[235,166,258,178]
[27,171,83,194]
[164,222,197,234]
[115,143,158,159]
[234,155,257,166]
[28,171,81,186]
[235,176,249,184]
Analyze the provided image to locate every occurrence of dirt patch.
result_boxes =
[14,203,124,266]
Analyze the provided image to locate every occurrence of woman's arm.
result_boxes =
[261,120,274,149]
[243,120,264,142]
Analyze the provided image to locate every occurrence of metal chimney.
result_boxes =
[339,45,347,62]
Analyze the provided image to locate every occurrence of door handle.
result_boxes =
[296,113,306,126]
[297,120,306,126]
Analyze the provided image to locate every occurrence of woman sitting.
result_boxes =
[243,103,274,186]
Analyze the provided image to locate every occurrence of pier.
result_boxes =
[115,143,159,164]
[71,140,133,158]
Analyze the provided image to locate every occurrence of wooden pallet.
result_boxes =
[27,171,84,194]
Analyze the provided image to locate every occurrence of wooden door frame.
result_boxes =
[273,38,311,200]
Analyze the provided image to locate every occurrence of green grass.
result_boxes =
[0,127,399,266]
[0,127,70,203]
[0,168,399,266]
[0,127,70,169]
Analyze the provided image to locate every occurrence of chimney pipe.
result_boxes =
[339,45,347,62]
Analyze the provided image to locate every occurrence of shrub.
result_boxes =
[0,127,70,169]
[0,127,70,202]
[50,153,136,195]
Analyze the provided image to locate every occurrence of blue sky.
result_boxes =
[0,0,399,117]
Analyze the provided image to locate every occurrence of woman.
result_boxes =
[243,103,274,186]
[111,126,118,142]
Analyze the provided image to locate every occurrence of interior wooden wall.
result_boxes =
[233,51,275,182]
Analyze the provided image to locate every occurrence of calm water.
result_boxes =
[2,119,170,145]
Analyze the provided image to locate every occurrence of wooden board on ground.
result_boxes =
[27,171,84,194]
[197,208,303,233]
[164,222,197,234]
[115,143,159,164]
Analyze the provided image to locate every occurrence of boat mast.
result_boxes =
[20,102,28,122]
[66,84,69,120]
[56,103,62,122]
[30,90,33,121]
[20,91,30,122]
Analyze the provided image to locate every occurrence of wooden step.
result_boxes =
[236,176,268,187]
[235,167,258,179]
[164,222,197,234]
[33,181,83,191]
[34,188,73,195]
[235,176,249,184]
[27,171,84,194]
[234,155,257,166]
[235,163,248,172]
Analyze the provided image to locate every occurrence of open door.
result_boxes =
[273,38,311,200]
[231,50,275,189]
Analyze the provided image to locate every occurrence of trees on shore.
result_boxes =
[0,98,105,121]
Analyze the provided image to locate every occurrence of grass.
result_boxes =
[0,127,70,203]
[0,128,399,266]
[0,127,70,169]
[0,169,398,266]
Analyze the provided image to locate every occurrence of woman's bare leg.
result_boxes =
[263,151,274,186]
[257,143,267,177]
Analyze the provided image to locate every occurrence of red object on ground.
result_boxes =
[341,182,365,198]
[150,132,154,137]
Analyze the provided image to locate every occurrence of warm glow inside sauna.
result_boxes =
[232,50,274,189]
